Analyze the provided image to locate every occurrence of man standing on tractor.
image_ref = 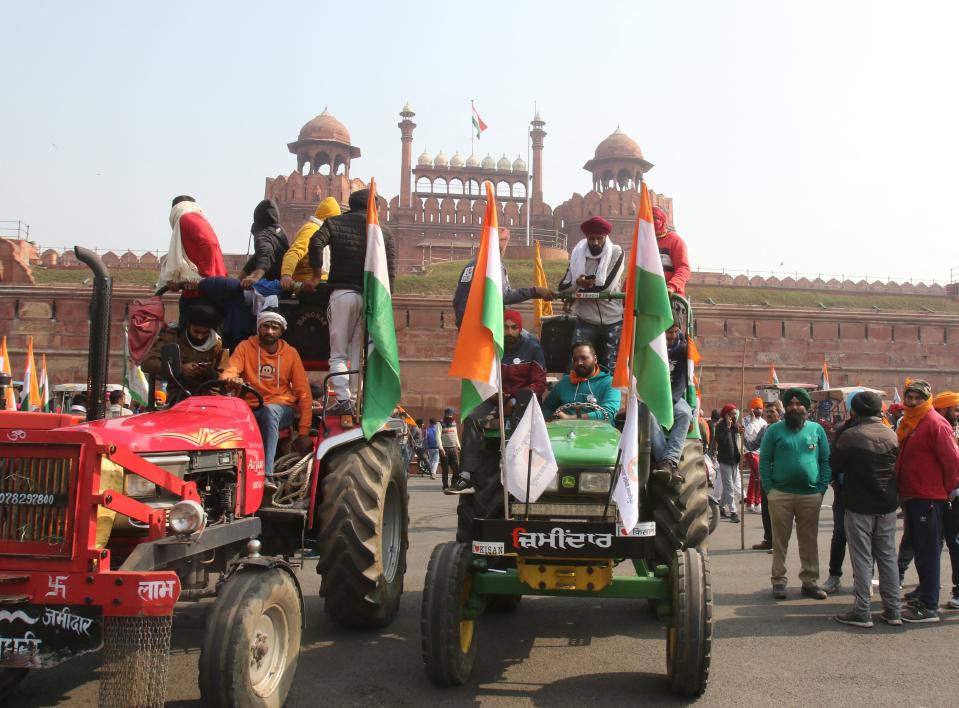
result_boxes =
[453,227,555,329]
[558,216,625,372]
[652,206,690,296]
[279,196,341,292]
[307,188,396,416]
[239,199,290,289]
[542,341,621,423]
[141,304,231,405]
[447,309,548,495]
[650,322,694,487]
[220,310,313,486]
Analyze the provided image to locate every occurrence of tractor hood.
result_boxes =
[546,419,621,468]
[60,396,257,453]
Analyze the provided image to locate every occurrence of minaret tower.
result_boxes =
[530,110,546,205]
[398,102,416,208]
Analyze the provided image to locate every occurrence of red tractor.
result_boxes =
[0,248,409,707]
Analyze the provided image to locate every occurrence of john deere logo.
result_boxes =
[561,475,576,489]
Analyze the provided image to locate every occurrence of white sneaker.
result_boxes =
[947,595,959,610]
[822,575,842,594]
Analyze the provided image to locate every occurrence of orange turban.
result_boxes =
[932,391,959,410]
[749,397,764,409]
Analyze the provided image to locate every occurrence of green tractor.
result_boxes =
[420,293,714,696]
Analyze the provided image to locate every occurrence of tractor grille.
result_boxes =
[0,446,78,557]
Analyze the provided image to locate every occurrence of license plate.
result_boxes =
[615,521,656,537]
[0,605,103,668]
[0,492,67,507]
[472,541,505,556]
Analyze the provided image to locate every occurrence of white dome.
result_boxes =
[465,153,480,167]
[434,150,448,167]
[512,155,527,171]
[450,151,464,167]
[417,149,432,166]
[497,154,512,171]
[481,153,495,169]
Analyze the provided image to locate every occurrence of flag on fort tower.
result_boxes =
[472,102,488,140]
[769,365,779,385]
[19,337,41,412]
[449,181,503,418]
[361,178,402,439]
[0,337,17,410]
[532,240,553,331]
[612,182,674,430]
[820,360,830,390]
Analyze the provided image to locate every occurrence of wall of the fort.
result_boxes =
[2,286,957,420]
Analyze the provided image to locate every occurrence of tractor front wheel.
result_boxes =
[421,541,478,685]
[665,548,712,697]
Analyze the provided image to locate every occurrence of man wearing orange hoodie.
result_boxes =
[222,310,313,482]
[279,197,341,292]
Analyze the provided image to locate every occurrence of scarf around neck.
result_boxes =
[569,365,600,384]
[568,238,613,285]
[897,398,933,445]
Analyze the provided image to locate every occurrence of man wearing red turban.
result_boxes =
[652,206,690,296]
[743,396,768,512]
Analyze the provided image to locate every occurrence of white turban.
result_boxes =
[257,310,287,331]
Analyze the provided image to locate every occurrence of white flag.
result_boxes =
[504,402,558,503]
[614,384,641,532]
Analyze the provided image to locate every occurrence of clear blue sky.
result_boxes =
[2,1,956,282]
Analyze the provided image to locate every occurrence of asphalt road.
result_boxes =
[8,480,958,707]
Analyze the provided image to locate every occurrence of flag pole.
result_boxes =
[470,99,474,157]
[738,336,748,550]
[497,362,509,521]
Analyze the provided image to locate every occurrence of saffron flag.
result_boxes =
[122,322,150,407]
[504,401,557,502]
[612,182,674,429]
[532,240,553,331]
[0,336,17,410]
[614,381,641,532]
[820,360,830,390]
[472,103,488,140]
[449,181,504,418]
[39,353,49,412]
[687,336,701,413]
[20,337,41,412]
[769,365,779,385]
[361,178,402,439]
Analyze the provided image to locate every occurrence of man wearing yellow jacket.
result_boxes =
[221,310,313,482]
[280,197,341,292]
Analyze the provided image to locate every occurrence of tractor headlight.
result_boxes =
[578,471,612,493]
[124,474,157,498]
[169,500,206,536]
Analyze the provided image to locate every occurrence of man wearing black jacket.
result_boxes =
[830,391,901,628]
[240,199,289,288]
[307,188,396,415]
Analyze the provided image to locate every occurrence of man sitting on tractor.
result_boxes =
[220,310,313,486]
[447,309,548,495]
[650,321,695,487]
[141,303,230,405]
[542,340,621,423]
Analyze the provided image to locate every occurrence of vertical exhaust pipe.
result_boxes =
[74,246,112,421]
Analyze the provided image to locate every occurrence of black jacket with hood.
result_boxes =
[242,199,289,281]
[307,189,396,292]
[833,416,899,515]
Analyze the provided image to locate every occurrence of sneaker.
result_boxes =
[833,611,874,628]
[903,588,920,602]
[801,585,828,600]
[880,610,903,626]
[748,505,762,514]
[326,398,355,416]
[822,575,842,594]
[445,474,474,495]
[752,540,772,551]
[902,605,940,623]
[729,512,741,524]
[720,508,729,519]
[947,595,959,610]
[772,584,787,599]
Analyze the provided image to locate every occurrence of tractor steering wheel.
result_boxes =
[194,379,265,410]
[552,401,612,423]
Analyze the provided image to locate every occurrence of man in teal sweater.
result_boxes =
[760,387,831,600]
[542,341,621,423]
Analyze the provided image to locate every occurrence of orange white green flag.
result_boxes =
[361,178,402,439]
[39,353,50,412]
[20,336,41,412]
[449,181,503,418]
[0,336,17,410]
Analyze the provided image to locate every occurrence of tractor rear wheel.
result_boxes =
[198,568,302,708]
[666,548,712,697]
[316,434,409,628]
[649,439,711,565]
[421,541,478,685]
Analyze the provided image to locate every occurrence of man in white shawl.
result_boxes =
[557,216,625,371]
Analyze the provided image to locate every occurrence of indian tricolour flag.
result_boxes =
[472,102,488,140]
[449,181,503,418]
[39,353,49,412]
[20,336,41,412]
[123,322,149,407]
[0,336,17,410]
[820,360,830,390]
[612,182,674,430]
[769,365,779,385]
[361,178,402,439]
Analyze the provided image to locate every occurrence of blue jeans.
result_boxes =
[571,319,622,372]
[650,397,693,466]
[253,403,294,477]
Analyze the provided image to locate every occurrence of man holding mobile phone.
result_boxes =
[557,216,625,372]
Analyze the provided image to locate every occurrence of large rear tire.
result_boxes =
[421,541,478,685]
[649,439,711,565]
[198,568,302,708]
[315,434,409,628]
[666,548,712,697]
